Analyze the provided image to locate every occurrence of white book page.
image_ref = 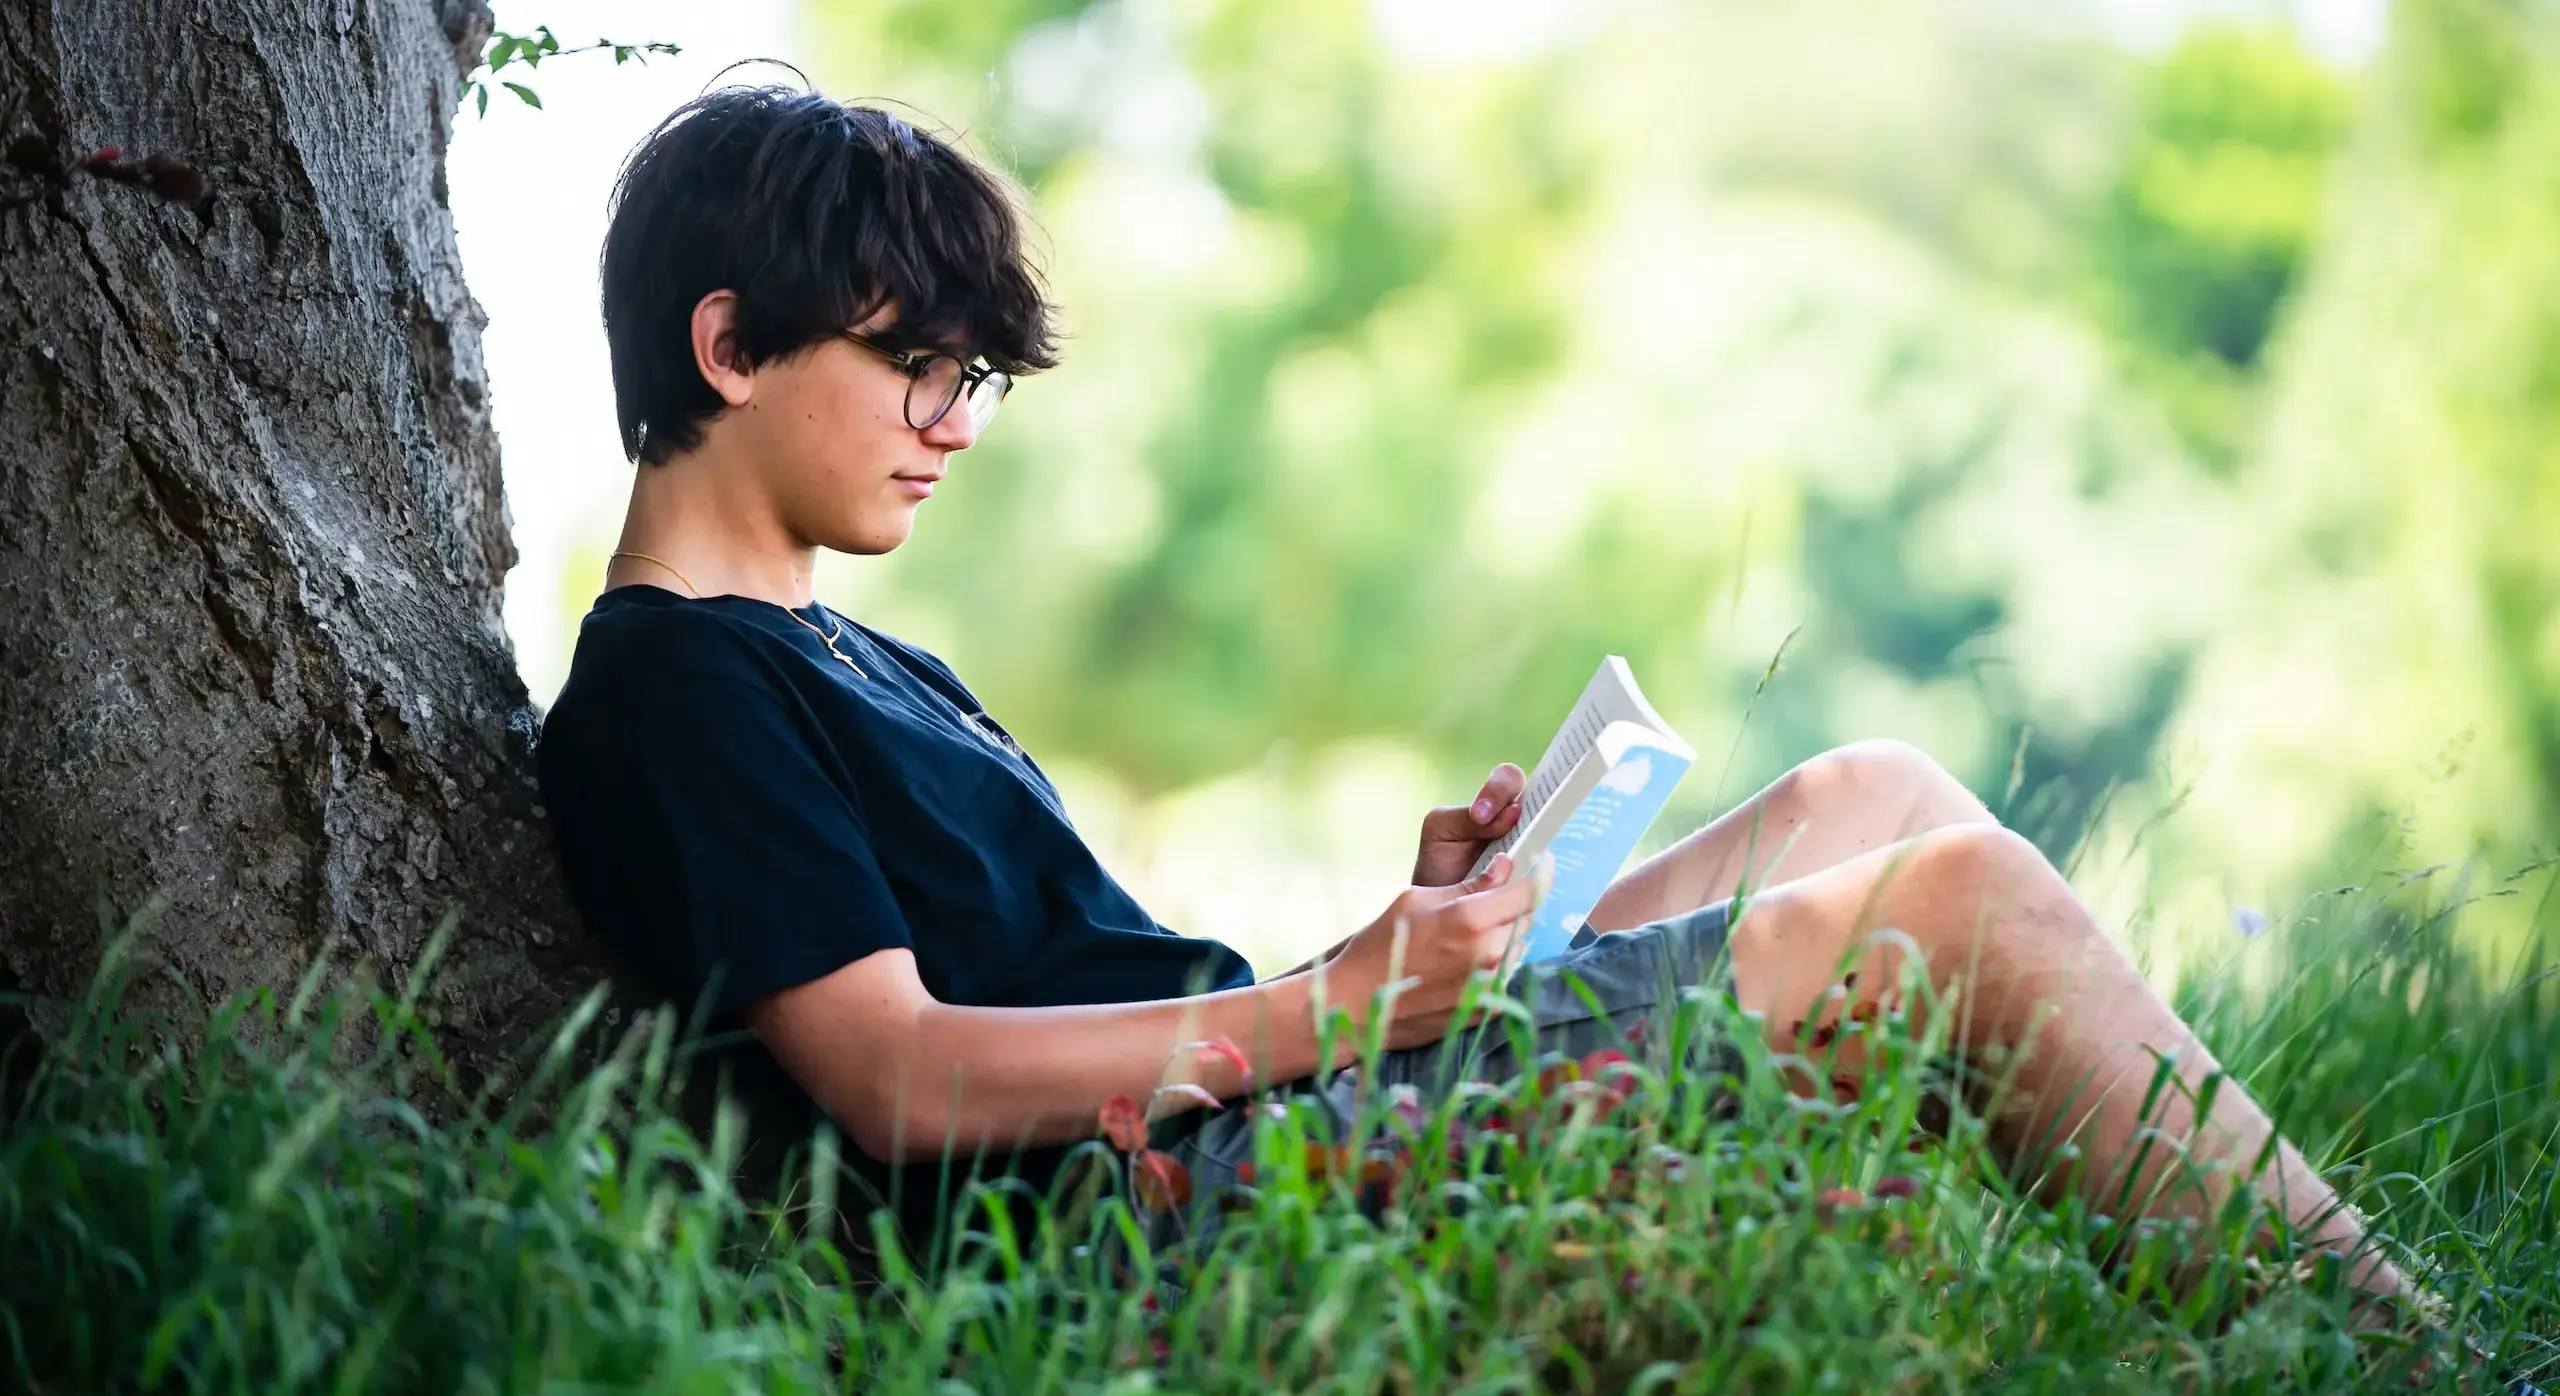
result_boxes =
[1469,657,1684,877]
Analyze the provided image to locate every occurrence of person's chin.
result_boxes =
[826,511,918,557]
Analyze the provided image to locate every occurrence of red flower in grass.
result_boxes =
[1176,1035,1255,1085]
[1098,1094,1148,1152]
[1133,1150,1193,1213]
[1149,1083,1224,1115]
[1534,1051,1633,1125]
[1814,1185,1867,1224]
[1873,1174,1919,1200]
[1582,1048,1632,1076]
[1537,1048,1634,1101]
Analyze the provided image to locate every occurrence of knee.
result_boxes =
[1889,825,2129,1029]
[1896,824,2083,944]
[1783,738,1992,827]
[1912,823,2052,894]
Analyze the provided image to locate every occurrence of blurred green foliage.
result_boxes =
[809,0,2559,940]
[2088,27,2348,465]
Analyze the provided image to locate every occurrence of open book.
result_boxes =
[1468,657,1696,962]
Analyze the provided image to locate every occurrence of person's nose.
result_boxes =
[921,402,978,452]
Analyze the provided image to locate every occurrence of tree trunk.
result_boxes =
[0,0,601,1086]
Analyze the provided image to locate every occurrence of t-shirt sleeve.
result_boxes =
[562,669,914,1021]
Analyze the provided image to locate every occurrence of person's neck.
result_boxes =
[607,446,818,608]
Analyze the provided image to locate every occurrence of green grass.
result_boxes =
[3,857,2554,1394]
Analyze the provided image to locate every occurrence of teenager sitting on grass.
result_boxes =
[535,84,2408,1303]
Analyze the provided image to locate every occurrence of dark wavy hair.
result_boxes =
[600,86,1060,464]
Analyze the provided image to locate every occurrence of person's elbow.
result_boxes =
[835,1076,958,1164]
[835,1096,928,1165]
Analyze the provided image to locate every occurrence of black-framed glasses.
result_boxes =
[838,333,1013,434]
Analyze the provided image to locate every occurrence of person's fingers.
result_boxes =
[1379,857,1535,1024]
[1447,856,1539,932]
[1478,853,1553,973]
[1417,804,1474,844]
[1468,762,1527,823]
[1401,855,1515,928]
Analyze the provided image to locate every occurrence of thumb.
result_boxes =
[1467,851,1516,894]
[1462,849,1550,918]
[1472,762,1526,821]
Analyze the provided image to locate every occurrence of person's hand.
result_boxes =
[1324,852,1548,1051]
[1412,762,1526,887]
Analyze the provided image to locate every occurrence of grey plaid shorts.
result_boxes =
[1148,896,1739,1245]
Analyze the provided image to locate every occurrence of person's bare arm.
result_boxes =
[750,855,1540,1163]
[751,950,1339,1162]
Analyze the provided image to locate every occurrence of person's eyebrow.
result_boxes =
[889,332,973,360]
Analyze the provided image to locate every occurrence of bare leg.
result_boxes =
[1722,824,2406,1298]
[1588,738,1999,933]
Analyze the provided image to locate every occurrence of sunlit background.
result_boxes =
[451,0,2556,980]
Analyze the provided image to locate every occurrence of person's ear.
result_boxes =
[689,290,754,408]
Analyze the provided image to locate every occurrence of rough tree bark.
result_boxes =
[0,0,605,1087]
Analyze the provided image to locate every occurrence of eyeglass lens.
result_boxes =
[907,356,964,430]
[964,372,1010,432]
[905,355,1012,433]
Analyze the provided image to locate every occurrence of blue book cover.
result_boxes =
[1514,730,1695,962]
[1468,657,1697,963]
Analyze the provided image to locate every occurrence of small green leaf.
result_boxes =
[505,82,542,110]
[474,83,489,118]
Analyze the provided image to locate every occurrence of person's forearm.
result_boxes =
[868,967,1366,1162]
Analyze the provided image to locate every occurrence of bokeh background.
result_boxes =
[451,0,2558,979]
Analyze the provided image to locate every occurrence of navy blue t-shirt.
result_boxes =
[536,584,1254,1227]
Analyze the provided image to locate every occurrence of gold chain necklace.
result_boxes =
[609,549,868,679]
